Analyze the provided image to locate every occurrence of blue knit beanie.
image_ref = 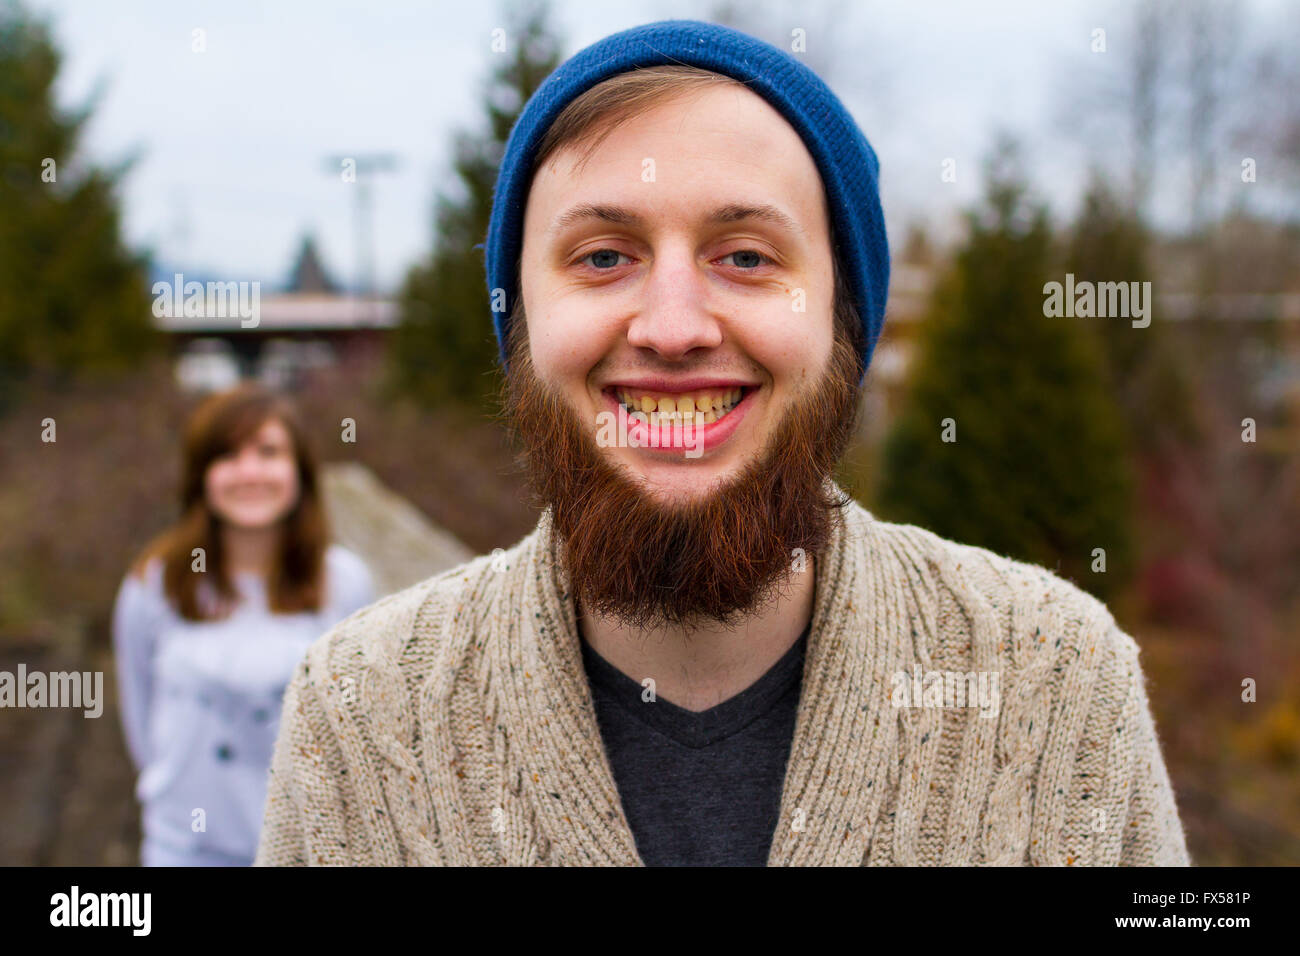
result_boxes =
[484,19,890,384]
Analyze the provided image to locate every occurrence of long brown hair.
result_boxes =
[129,383,331,620]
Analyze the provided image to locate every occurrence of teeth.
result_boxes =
[616,386,746,422]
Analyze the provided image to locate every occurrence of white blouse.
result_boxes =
[111,545,375,863]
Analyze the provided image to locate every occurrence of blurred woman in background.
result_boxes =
[111,382,375,866]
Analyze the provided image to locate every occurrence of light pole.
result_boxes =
[323,153,398,324]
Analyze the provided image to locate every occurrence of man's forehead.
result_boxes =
[524,84,827,232]
[543,200,811,241]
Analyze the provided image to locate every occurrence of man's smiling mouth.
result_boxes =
[595,384,760,456]
[606,385,754,429]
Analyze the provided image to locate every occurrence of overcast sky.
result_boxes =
[22,0,1294,292]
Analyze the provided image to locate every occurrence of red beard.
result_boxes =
[501,319,863,632]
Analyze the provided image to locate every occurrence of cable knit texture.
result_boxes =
[254,490,1190,866]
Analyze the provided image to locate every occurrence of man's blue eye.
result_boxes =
[585,249,625,269]
[723,250,767,268]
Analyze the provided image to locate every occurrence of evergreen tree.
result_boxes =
[388,0,563,410]
[0,2,154,407]
[878,136,1134,599]
[1066,169,1198,448]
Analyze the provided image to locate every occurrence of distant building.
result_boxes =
[858,262,934,444]
[161,235,396,393]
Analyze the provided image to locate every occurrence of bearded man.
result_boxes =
[256,20,1189,867]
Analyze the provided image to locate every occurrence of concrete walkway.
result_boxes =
[319,461,475,598]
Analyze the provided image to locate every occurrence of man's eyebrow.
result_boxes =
[547,202,805,238]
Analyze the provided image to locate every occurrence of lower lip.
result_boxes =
[602,387,754,456]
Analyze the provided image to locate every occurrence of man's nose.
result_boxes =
[624,243,723,362]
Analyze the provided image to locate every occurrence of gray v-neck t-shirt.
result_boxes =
[579,624,809,867]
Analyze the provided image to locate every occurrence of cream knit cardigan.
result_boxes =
[254,490,1190,866]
